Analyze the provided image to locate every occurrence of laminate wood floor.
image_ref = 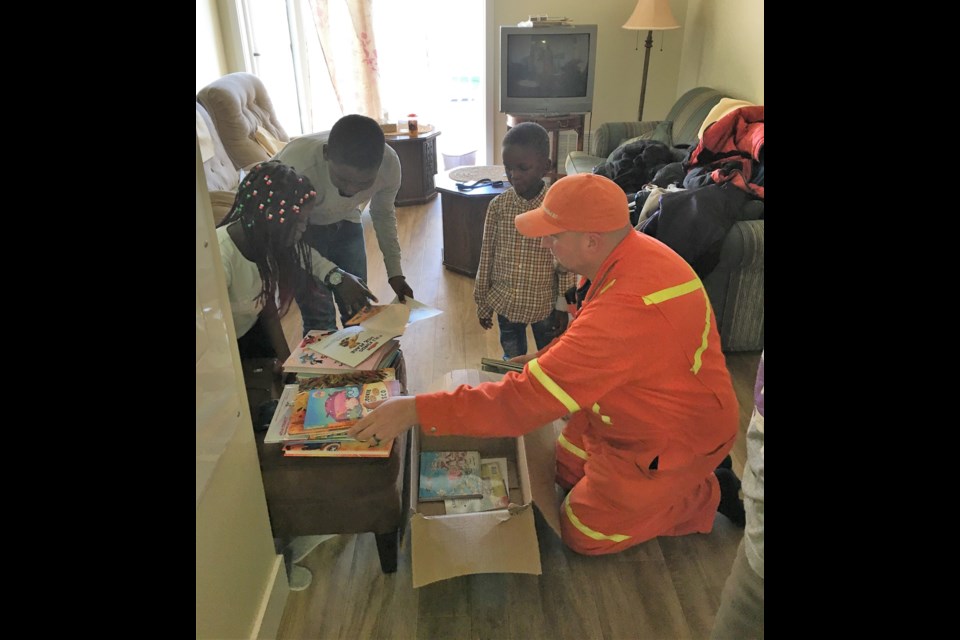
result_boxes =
[277,196,761,640]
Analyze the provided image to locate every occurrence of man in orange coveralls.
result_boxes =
[349,173,740,555]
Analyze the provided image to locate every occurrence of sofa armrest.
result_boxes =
[715,219,764,271]
[704,219,764,352]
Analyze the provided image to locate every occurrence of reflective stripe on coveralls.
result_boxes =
[550,274,717,551]
[642,275,710,374]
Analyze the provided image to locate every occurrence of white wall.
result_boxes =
[678,0,764,104]
[196,140,289,640]
[197,0,228,92]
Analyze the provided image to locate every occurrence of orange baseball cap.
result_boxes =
[515,174,630,237]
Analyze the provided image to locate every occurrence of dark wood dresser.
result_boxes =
[385,129,440,206]
[435,169,510,277]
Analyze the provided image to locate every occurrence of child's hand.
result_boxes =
[479,317,493,330]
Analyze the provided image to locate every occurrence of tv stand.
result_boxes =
[505,113,585,180]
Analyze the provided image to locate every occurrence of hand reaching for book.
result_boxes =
[335,271,379,319]
[388,275,414,303]
[348,396,419,445]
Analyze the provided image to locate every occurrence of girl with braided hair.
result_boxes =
[218,160,348,591]
[217,160,319,368]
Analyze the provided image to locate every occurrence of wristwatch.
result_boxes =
[324,268,344,287]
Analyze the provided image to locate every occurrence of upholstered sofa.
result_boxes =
[564,87,764,352]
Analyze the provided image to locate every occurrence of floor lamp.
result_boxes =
[622,0,681,121]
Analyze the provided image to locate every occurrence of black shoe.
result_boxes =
[715,468,746,527]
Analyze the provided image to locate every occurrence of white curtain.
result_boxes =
[307,0,383,121]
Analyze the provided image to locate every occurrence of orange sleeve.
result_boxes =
[415,284,673,438]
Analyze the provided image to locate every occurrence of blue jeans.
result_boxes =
[297,221,367,334]
[497,313,561,360]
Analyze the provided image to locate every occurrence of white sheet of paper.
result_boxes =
[389,297,443,325]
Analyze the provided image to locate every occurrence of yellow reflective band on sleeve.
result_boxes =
[641,277,711,375]
[528,358,580,413]
[563,492,631,543]
[557,433,588,460]
[691,298,710,374]
[642,277,701,305]
[591,403,612,425]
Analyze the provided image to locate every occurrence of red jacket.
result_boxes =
[688,105,764,199]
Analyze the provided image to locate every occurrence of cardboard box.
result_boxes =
[408,369,565,588]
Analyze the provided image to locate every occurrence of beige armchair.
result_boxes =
[196,102,240,225]
[196,72,290,170]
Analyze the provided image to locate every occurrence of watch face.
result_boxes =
[328,270,343,286]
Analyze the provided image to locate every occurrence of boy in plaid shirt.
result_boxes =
[474,123,576,359]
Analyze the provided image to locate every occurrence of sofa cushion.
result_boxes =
[608,121,674,161]
[591,121,660,157]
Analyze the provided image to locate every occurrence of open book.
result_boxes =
[311,298,441,367]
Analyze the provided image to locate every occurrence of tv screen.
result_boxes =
[499,25,598,115]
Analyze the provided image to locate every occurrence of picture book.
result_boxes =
[311,299,440,368]
[346,298,442,328]
[272,387,350,443]
[344,302,411,329]
[282,330,399,375]
[308,325,400,368]
[296,368,396,390]
[298,380,403,434]
[281,438,394,458]
[418,451,484,502]
[444,457,511,514]
[263,383,300,444]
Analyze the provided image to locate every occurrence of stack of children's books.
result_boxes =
[264,369,403,458]
[282,329,401,379]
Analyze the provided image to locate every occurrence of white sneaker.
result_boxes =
[286,534,337,564]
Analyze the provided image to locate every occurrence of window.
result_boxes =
[239,0,487,163]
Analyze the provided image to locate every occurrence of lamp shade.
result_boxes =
[622,0,681,31]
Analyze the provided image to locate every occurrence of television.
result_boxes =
[499,24,598,116]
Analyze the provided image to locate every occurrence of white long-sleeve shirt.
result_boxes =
[274,131,404,278]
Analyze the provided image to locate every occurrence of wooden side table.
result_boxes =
[505,113,585,180]
[385,129,440,206]
[254,352,411,574]
[435,168,511,277]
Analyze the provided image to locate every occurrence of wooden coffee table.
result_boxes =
[435,167,511,277]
